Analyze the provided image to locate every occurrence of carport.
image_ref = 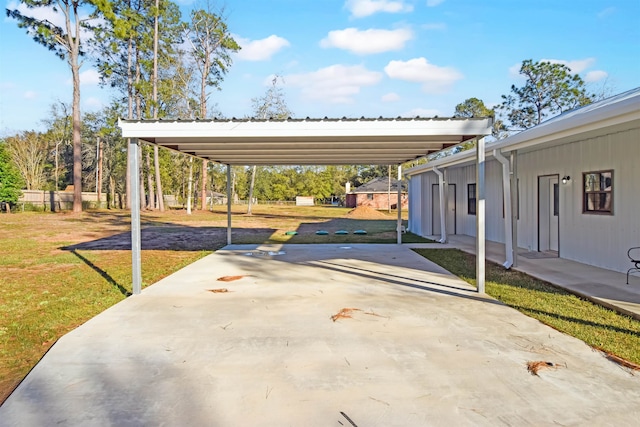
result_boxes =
[118,116,493,294]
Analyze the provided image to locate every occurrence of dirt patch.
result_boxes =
[346,206,391,219]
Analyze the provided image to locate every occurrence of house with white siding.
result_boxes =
[405,87,640,275]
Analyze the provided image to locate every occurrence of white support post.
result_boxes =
[510,151,519,268]
[494,149,513,269]
[129,138,142,295]
[226,164,232,245]
[397,165,402,244]
[433,166,447,243]
[476,137,486,293]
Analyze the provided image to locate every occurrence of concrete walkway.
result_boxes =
[408,235,640,320]
[1,244,639,426]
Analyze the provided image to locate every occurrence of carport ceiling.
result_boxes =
[119,117,493,165]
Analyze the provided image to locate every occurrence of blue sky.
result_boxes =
[1,0,639,135]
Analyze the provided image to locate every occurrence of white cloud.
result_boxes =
[80,69,101,86]
[6,1,95,40]
[585,70,608,83]
[541,58,595,73]
[401,108,440,118]
[286,64,382,104]
[236,35,290,61]
[426,0,445,6]
[345,0,413,18]
[382,92,400,102]
[65,68,101,86]
[508,63,523,79]
[384,57,463,93]
[320,28,413,55]
[23,91,37,99]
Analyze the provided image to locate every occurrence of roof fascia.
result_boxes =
[405,91,640,177]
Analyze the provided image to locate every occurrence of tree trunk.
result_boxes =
[187,157,193,215]
[201,159,207,210]
[70,39,82,213]
[154,146,164,211]
[146,149,155,209]
[151,0,165,212]
[247,165,256,214]
[139,146,146,210]
[108,175,115,209]
[97,137,103,208]
[126,36,134,210]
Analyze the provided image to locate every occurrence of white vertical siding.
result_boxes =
[407,125,639,273]
[407,177,422,235]
[517,126,639,272]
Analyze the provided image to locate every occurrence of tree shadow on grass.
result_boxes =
[61,225,277,251]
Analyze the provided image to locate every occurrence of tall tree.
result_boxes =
[499,59,595,130]
[7,0,117,212]
[184,3,239,212]
[42,102,72,196]
[248,75,292,213]
[5,131,49,190]
[0,141,25,212]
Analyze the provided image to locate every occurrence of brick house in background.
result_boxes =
[345,177,408,209]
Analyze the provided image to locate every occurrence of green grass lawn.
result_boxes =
[413,248,640,366]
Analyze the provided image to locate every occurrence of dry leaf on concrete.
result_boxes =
[527,361,557,376]
[331,308,361,322]
[217,275,246,282]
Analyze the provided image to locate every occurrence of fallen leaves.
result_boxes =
[331,308,387,322]
[526,361,565,376]
[331,308,361,322]
[217,275,246,282]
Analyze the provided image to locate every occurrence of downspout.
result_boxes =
[432,166,447,243]
[493,149,513,269]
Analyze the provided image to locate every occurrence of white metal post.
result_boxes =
[476,137,486,293]
[397,165,402,244]
[130,138,142,295]
[433,166,447,243]
[226,164,232,245]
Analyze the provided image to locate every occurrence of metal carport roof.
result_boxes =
[118,116,493,295]
[118,117,492,165]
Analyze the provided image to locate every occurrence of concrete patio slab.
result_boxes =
[1,244,638,426]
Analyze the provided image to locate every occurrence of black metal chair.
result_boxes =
[627,247,640,285]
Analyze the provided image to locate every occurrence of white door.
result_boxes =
[549,178,559,251]
[538,175,559,253]
[432,184,456,235]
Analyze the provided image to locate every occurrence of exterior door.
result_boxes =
[538,175,559,253]
[549,178,559,251]
[432,184,456,235]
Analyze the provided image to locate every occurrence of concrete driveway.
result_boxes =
[1,244,638,426]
